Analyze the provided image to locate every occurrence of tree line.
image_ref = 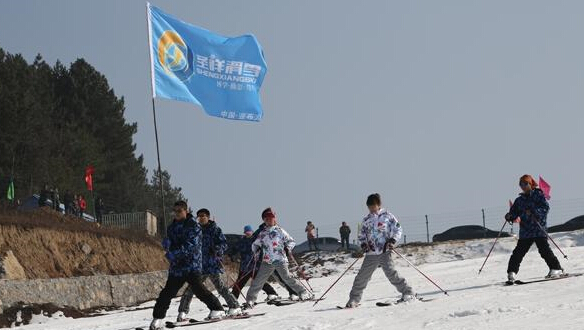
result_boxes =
[0,47,183,219]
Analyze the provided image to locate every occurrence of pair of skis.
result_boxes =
[504,272,583,286]
[336,296,435,309]
[133,312,266,329]
[268,297,325,307]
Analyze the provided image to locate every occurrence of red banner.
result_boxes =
[85,165,94,191]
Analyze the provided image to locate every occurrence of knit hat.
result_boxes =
[243,225,253,233]
[261,207,276,219]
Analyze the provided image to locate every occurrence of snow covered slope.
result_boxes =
[11,230,584,330]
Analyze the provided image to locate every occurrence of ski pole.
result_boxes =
[228,252,258,290]
[313,256,362,307]
[249,250,261,278]
[286,249,314,292]
[229,267,254,290]
[533,219,568,259]
[478,220,507,274]
[391,248,449,296]
[292,273,313,294]
[219,260,247,304]
[289,263,313,293]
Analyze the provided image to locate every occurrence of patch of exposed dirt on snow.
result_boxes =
[0,302,104,328]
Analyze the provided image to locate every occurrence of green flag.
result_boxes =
[7,180,14,201]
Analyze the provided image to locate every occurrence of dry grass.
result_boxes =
[0,207,160,247]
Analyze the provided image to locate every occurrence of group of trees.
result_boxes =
[0,47,183,219]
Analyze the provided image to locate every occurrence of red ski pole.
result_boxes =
[219,260,247,304]
[286,250,314,292]
[391,248,449,295]
[533,220,568,259]
[228,252,258,290]
[478,221,507,274]
[313,256,362,307]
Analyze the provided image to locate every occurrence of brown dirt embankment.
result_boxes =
[0,208,168,279]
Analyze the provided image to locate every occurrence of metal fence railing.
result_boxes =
[101,211,158,236]
[295,198,584,244]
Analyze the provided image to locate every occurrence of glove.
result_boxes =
[165,251,177,263]
[383,238,397,253]
[161,238,171,251]
[505,213,514,224]
[360,243,369,252]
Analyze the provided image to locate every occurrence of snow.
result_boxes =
[10,230,584,330]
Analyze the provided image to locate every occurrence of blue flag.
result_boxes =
[147,3,267,121]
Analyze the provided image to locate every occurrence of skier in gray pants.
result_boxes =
[346,193,415,308]
[245,207,312,307]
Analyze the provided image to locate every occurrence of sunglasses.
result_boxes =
[173,208,185,213]
[519,181,530,188]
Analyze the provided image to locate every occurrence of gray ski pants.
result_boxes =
[246,262,307,303]
[348,252,414,304]
[179,273,240,313]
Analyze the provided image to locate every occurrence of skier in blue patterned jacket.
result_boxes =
[150,201,223,330]
[177,208,242,321]
[345,193,415,308]
[505,174,563,283]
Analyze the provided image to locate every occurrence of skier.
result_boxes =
[149,201,224,330]
[231,225,284,301]
[345,193,415,308]
[177,208,242,321]
[255,222,304,301]
[245,207,312,307]
[505,174,564,283]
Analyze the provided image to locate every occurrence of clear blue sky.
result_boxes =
[1,1,583,241]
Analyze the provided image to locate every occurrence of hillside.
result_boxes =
[0,208,168,279]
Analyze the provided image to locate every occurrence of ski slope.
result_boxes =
[11,231,584,330]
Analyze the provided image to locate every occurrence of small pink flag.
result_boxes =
[539,176,551,200]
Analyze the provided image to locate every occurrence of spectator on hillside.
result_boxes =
[63,190,73,215]
[95,197,104,224]
[72,194,80,217]
[340,221,351,250]
[78,195,87,219]
[52,188,60,212]
[305,221,318,251]
[39,184,49,207]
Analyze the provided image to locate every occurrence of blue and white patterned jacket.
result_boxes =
[164,214,203,277]
[252,225,295,264]
[201,221,228,275]
[358,209,402,255]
